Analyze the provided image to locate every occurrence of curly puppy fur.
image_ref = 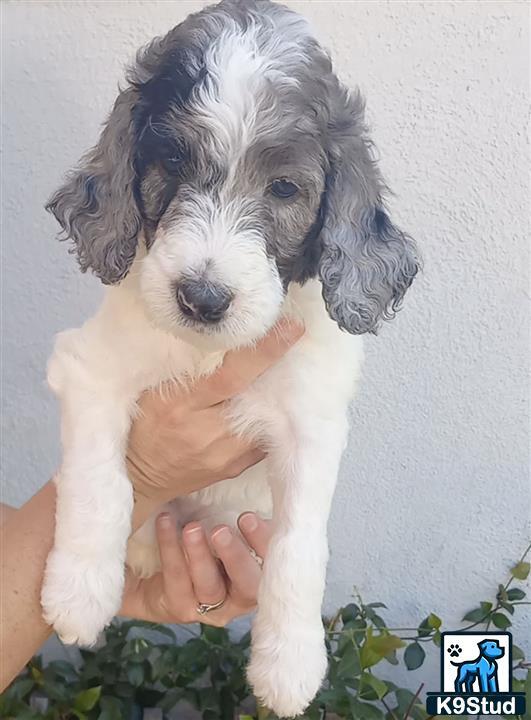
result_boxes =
[42,1,419,716]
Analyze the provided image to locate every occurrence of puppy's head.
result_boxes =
[47,0,419,348]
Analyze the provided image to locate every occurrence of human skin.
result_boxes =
[0,320,302,691]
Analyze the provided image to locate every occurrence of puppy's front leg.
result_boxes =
[41,344,134,646]
[248,416,348,718]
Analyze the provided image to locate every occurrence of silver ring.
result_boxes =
[196,597,226,616]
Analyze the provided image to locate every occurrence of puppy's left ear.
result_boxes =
[319,82,420,334]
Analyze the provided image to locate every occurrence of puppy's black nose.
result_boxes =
[176,280,232,323]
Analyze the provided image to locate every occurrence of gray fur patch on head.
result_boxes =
[46,89,141,285]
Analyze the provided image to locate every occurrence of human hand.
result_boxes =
[127,319,303,526]
[120,512,271,626]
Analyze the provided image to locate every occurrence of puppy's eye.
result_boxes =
[161,155,184,175]
[270,178,299,199]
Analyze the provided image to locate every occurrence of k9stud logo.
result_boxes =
[426,632,526,715]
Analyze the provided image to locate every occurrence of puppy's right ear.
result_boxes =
[46,88,141,285]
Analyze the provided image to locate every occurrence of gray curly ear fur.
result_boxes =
[319,82,420,335]
[46,88,141,285]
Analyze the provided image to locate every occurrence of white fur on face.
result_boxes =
[140,192,284,349]
[196,27,268,157]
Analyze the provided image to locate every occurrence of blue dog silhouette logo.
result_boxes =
[450,638,504,693]
[426,631,526,715]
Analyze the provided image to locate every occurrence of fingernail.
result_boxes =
[211,526,232,548]
[184,524,203,544]
[239,512,258,533]
[158,513,172,527]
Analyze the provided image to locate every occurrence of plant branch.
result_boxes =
[381,695,399,720]
[404,682,424,720]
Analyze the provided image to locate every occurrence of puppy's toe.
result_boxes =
[126,535,160,578]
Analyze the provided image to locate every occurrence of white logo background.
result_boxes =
[442,633,510,693]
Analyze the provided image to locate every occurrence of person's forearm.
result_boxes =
[0,481,56,690]
[0,503,16,527]
[0,478,163,691]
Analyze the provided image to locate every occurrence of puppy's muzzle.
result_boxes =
[176,278,233,324]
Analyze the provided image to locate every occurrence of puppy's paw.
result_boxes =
[41,547,124,646]
[248,618,327,717]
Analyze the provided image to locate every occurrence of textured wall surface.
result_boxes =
[2,0,530,689]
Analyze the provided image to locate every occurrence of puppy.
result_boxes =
[41,0,419,715]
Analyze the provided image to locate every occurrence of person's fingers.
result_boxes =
[190,318,304,409]
[182,522,227,605]
[156,514,194,600]
[211,525,261,606]
[237,512,272,560]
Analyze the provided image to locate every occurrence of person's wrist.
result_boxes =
[127,456,168,530]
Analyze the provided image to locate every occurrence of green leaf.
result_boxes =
[49,659,79,683]
[511,561,530,580]
[417,617,430,638]
[384,649,399,665]
[360,629,405,669]
[507,588,526,601]
[42,679,71,703]
[395,688,418,715]
[350,697,385,719]
[176,638,210,673]
[237,630,252,650]
[74,685,102,711]
[337,643,361,678]
[500,601,515,614]
[344,617,368,645]
[360,672,388,699]
[30,664,44,685]
[491,612,511,629]
[341,603,361,624]
[151,648,176,682]
[462,606,489,623]
[513,644,525,661]
[127,663,144,687]
[122,641,151,663]
[427,613,442,629]
[497,584,509,603]
[404,642,426,670]
[363,605,387,629]
[72,711,88,720]
[201,624,229,646]
[7,678,34,701]
[157,688,184,712]
[98,696,124,720]
[13,711,42,720]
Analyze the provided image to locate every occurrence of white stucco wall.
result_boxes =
[2,0,530,692]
